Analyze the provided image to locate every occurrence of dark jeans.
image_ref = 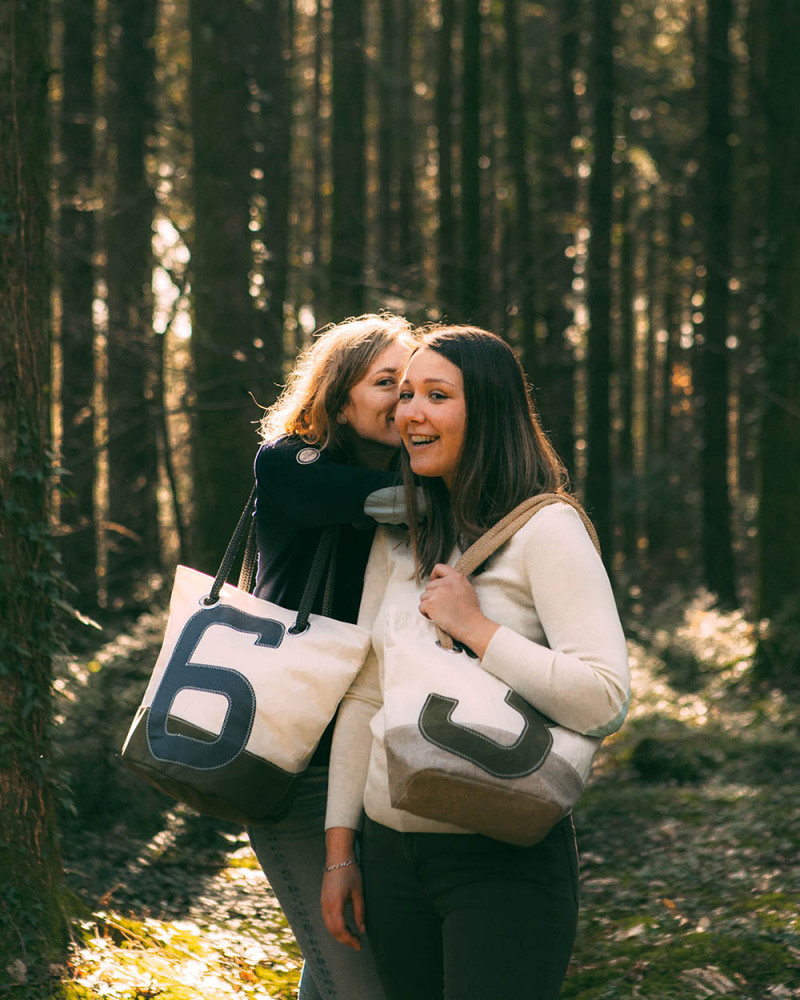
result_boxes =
[361,815,579,1000]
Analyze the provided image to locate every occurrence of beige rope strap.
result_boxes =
[435,493,601,651]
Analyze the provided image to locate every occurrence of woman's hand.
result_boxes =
[321,828,365,951]
[321,864,366,951]
[419,563,500,659]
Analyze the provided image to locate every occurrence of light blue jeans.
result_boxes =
[247,766,385,1000]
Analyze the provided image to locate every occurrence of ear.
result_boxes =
[336,412,348,425]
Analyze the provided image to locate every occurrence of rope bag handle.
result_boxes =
[435,493,601,650]
[205,483,338,634]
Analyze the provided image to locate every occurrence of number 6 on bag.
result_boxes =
[121,489,371,825]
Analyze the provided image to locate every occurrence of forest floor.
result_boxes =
[48,588,800,1000]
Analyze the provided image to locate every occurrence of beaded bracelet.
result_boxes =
[323,858,358,872]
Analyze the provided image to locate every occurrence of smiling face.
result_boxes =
[339,339,412,454]
[395,347,467,489]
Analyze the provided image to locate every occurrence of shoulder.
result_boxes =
[373,524,414,565]
[512,499,602,563]
[520,499,591,535]
[373,523,412,550]
[255,436,325,475]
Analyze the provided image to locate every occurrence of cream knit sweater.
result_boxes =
[325,502,630,834]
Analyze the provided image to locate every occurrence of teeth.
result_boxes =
[410,435,437,444]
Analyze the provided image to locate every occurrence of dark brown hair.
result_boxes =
[402,325,570,577]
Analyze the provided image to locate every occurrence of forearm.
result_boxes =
[445,609,499,660]
[325,826,357,865]
[325,690,376,829]
[481,505,630,736]
[481,627,629,736]
[325,639,382,830]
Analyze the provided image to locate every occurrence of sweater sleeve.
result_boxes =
[325,528,389,830]
[255,439,406,527]
[480,504,630,738]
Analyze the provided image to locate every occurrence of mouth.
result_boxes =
[408,434,439,447]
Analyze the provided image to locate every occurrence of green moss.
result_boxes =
[224,853,261,869]
[54,986,95,1000]
[564,929,797,999]
[253,962,301,996]
[727,891,800,931]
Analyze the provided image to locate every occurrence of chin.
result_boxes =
[411,462,440,479]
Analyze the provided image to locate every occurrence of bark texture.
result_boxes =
[0,0,67,973]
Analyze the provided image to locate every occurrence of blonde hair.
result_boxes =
[260,313,415,452]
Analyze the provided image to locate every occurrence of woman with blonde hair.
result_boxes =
[249,313,415,1000]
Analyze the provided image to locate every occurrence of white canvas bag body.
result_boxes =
[122,489,370,824]
[381,494,604,846]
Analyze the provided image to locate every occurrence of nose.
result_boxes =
[396,393,423,427]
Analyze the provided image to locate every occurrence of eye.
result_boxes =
[429,390,448,401]
[376,376,397,387]
[397,389,413,401]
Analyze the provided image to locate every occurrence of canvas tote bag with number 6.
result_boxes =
[382,494,612,847]
[121,487,371,825]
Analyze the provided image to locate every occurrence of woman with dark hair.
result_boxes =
[321,326,629,1000]
[248,313,417,1000]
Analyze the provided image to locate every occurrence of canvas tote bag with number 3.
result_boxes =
[382,494,611,847]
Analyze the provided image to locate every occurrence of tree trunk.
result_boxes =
[0,0,67,972]
[661,184,682,456]
[460,0,482,323]
[252,0,292,381]
[373,0,415,289]
[503,0,536,366]
[539,0,579,472]
[699,0,737,607]
[311,0,327,322]
[642,196,662,560]
[437,0,457,316]
[57,0,97,600]
[377,0,395,284]
[189,0,263,570]
[756,0,800,679]
[396,0,416,280]
[105,0,160,601]
[585,0,615,560]
[330,0,366,318]
[618,173,637,567]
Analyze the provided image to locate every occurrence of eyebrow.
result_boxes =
[400,377,457,386]
[373,367,400,375]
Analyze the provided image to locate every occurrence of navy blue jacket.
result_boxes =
[253,435,405,763]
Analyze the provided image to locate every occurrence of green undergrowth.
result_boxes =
[56,590,800,998]
[65,910,301,999]
[562,591,800,999]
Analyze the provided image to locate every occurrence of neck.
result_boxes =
[350,437,398,471]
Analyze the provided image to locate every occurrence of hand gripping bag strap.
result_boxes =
[435,493,600,649]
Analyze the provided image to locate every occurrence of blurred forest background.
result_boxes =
[2,0,800,994]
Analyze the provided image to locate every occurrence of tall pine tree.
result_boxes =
[0,0,67,973]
